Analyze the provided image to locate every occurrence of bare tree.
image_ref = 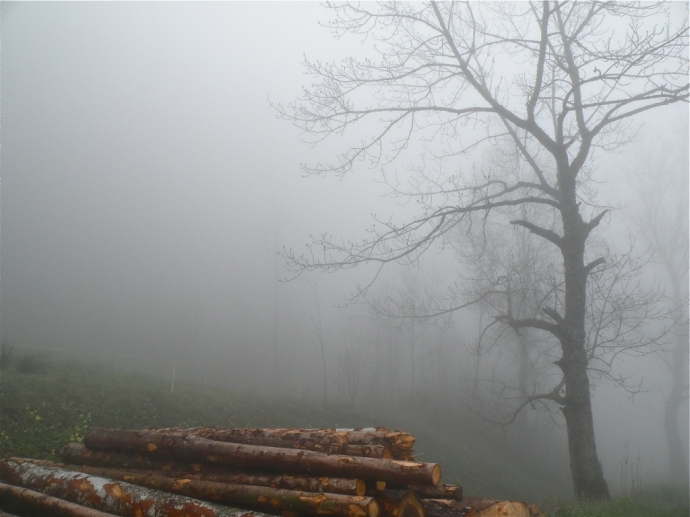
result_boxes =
[308,280,329,410]
[626,120,689,486]
[335,330,366,406]
[453,184,670,434]
[367,263,438,398]
[277,2,688,498]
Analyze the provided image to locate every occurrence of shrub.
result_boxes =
[0,343,13,370]
[15,353,48,374]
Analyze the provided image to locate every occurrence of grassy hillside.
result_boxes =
[0,358,687,516]
[0,357,551,499]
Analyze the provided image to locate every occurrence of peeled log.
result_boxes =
[0,481,118,517]
[0,458,266,517]
[166,428,414,460]
[83,428,440,486]
[61,444,366,496]
[19,459,377,517]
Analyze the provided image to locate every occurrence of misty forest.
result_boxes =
[1,2,688,515]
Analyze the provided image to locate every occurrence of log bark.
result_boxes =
[62,444,366,496]
[165,428,413,460]
[19,459,377,517]
[0,481,118,517]
[62,443,225,473]
[83,428,439,486]
[422,498,540,517]
[375,491,425,517]
[0,458,266,517]
[386,485,462,501]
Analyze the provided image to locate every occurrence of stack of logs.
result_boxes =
[0,427,539,517]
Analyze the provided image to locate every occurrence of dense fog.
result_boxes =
[1,1,687,499]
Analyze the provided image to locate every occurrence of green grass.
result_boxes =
[542,489,689,517]
[0,359,376,460]
[0,358,687,516]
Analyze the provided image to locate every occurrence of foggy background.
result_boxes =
[1,1,687,497]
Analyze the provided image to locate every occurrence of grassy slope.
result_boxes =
[0,360,687,516]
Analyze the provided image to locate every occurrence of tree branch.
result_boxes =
[510,220,563,248]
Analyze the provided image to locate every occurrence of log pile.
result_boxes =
[0,427,539,517]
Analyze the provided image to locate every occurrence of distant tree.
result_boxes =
[334,316,367,407]
[277,2,688,498]
[626,121,689,486]
[367,263,437,398]
[308,280,329,410]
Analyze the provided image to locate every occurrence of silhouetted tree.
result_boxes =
[447,142,672,440]
[277,2,688,498]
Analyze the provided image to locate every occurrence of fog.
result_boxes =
[1,1,687,499]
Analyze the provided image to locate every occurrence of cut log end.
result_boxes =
[431,465,441,487]
[398,493,425,517]
[367,499,380,517]
[376,491,425,517]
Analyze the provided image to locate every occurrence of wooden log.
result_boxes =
[61,444,366,496]
[422,498,540,517]
[21,458,377,517]
[0,458,268,517]
[167,429,394,459]
[385,485,462,501]
[0,481,118,517]
[61,442,220,473]
[83,428,440,486]
[184,472,367,497]
[375,491,425,517]
[165,428,414,460]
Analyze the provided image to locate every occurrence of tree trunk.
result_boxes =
[161,428,414,460]
[0,481,118,517]
[561,362,608,499]
[83,429,438,486]
[664,326,689,486]
[19,460,378,517]
[558,174,610,500]
[0,459,263,517]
